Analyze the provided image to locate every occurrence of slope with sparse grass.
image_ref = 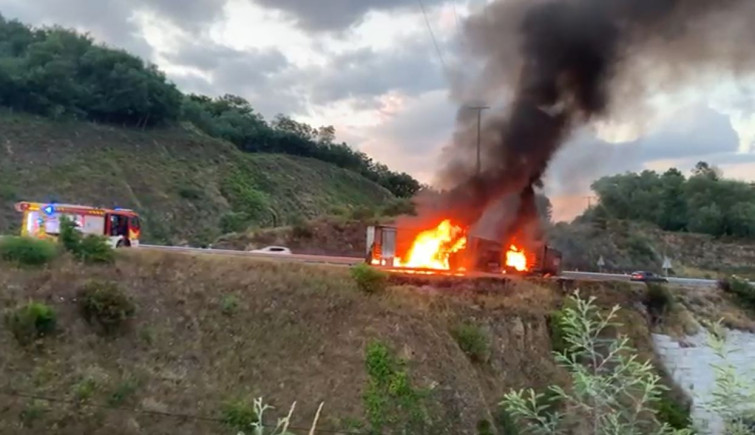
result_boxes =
[0,250,562,434]
[2,249,743,434]
[0,112,394,246]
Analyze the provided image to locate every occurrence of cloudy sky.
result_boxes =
[2,0,754,220]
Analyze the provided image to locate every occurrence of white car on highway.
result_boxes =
[249,246,292,255]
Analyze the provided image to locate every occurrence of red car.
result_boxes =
[630,271,668,283]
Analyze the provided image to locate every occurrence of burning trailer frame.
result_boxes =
[365,223,562,277]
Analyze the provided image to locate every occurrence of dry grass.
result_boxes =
[2,251,731,434]
[0,251,571,434]
[673,287,755,332]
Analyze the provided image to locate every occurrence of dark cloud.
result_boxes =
[252,0,447,32]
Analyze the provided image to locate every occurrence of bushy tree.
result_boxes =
[0,16,181,125]
[585,163,755,238]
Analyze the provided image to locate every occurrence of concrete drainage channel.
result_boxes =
[653,328,755,434]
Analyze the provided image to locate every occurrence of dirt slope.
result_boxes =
[0,251,575,434]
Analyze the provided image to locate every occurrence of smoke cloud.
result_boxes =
[433,0,754,244]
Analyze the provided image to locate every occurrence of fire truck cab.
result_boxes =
[14,201,141,249]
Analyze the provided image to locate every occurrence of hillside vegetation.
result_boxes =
[0,14,417,245]
[549,220,755,278]
[0,112,393,245]
[545,163,755,277]
[582,163,755,238]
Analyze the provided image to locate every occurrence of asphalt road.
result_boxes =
[139,244,744,288]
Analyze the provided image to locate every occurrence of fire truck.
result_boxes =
[365,224,562,276]
[14,201,141,248]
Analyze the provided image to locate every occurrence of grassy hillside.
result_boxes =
[0,112,394,245]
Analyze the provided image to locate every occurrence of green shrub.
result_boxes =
[59,216,82,253]
[656,389,692,429]
[107,378,139,407]
[364,341,429,433]
[0,184,17,201]
[646,282,674,323]
[349,206,375,221]
[178,186,202,200]
[219,211,250,234]
[719,276,755,310]
[221,398,259,431]
[380,198,417,217]
[495,407,520,435]
[476,419,494,435]
[59,218,114,263]
[220,294,238,316]
[0,237,58,266]
[548,297,578,356]
[77,281,136,335]
[450,322,490,363]
[77,235,115,263]
[350,263,388,294]
[19,399,47,428]
[73,377,98,402]
[5,301,57,345]
[290,217,313,238]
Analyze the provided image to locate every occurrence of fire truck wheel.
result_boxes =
[116,239,130,248]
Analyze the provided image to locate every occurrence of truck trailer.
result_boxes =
[365,224,562,276]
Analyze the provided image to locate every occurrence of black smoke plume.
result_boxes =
[430,0,753,245]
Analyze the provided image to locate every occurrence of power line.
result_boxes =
[417,0,449,75]
[0,389,343,434]
[463,105,490,175]
[451,1,461,30]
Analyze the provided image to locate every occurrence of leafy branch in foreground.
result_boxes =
[501,291,692,435]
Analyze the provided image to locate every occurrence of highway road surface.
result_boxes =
[139,244,745,288]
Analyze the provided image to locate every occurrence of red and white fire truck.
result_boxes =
[14,201,141,248]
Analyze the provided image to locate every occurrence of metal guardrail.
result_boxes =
[138,244,363,266]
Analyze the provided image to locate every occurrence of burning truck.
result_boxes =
[364,220,562,277]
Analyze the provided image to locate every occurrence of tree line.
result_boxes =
[580,161,755,238]
[0,15,420,198]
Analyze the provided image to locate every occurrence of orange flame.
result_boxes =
[397,219,466,270]
[505,245,528,272]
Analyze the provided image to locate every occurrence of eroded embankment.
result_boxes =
[0,251,681,434]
